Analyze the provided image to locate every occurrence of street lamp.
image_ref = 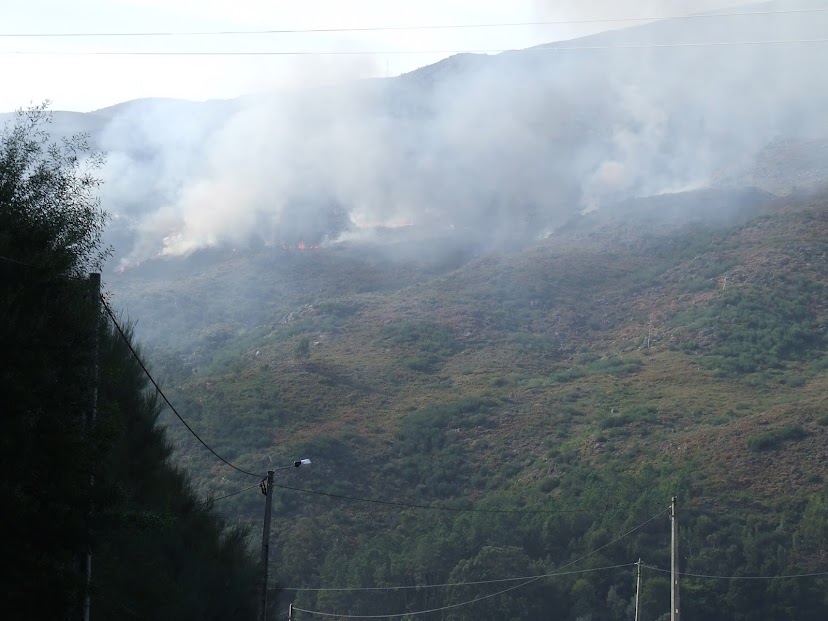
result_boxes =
[260,459,311,621]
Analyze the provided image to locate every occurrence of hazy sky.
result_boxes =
[1,0,748,112]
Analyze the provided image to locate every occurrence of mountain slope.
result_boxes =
[128,188,828,620]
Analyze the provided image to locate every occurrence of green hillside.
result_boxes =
[113,188,828,620]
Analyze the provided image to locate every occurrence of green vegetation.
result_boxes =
[16,101,827,619]
[747,424,808,452]
[599,406,658,429]
[676,280,826,376]
[141,196,826,621]
[379,319,461,373]
[1,108,257,620]
[294,335,311,360]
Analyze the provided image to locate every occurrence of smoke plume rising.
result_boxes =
[86,0,828,267]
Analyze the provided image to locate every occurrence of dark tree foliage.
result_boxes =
[0,103,109,277]
[92,323,259,620]
[1,104,108,619]
[1,106,257,620]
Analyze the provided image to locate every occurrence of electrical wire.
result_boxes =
[100,296,609,516]
[270,481,594,514]
[101,295,265,478]
[293,577,541,618]
[643,565,828,580]
[0,254,38,267]
[2,8,826,38]
[292,508,668,617]
[3,39,828,56]
[283,562,635,592]
[54,292,608,517]
[207,482,260,503]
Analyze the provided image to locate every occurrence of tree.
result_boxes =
[92,321,258,620]
[445,546,559,621]
[1,104,111,619]
[294,335,311,360]
[0,103,109,276]
[1,105,258,620]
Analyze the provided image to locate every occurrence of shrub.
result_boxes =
[600,406,657,429]
[782,375,806,388]
[293,336,311,360]
[747,424,807,451]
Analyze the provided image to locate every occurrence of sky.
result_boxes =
[0,0,749,112]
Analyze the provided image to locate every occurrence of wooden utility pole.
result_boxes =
[260,470,275,621]
[84,273,100,621]
[634,558,642,621]
[670,496,680,621]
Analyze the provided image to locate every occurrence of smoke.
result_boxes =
[92,0,828,266]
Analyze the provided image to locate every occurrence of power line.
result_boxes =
[3,38,828,57]
[293,578,539,619]
[328,573,554,618]
[1,8,826,38]
[100,296,264,478]
[0,254,37,268]
[292,508,668,618]
[164,455,601,514]
[188,453,601,513]
[643,565,828,580]
[208,482,260,502]
[97,301,613,515]
[283,562,635,592]
[292,577,538,618]
[96,296,625,516]
[270,481,595,514]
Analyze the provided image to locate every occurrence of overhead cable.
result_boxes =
[292,508,668,617]
[4,38,828,56]
[283,562,635,592]
[643,564,828,580]
[0,254,38,267]
[270,481,594,514]
[2,8,826,38]
[207,483,261,503]
[101,296,264,478]
[193,470,602,514]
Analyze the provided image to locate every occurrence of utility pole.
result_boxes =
[670,496,680,621]
[260,470,275,621]
[634,558,642,621]
[84,273,100,621]
[288,603,293,621]
[257,460,309,620]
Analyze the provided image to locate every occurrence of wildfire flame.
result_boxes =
[281,241,320,251]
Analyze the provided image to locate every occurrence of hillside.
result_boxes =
[31,3,826,617]
[5,1,828,618]
[113,187,828,620]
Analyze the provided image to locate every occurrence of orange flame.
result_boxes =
[281,241,320,251]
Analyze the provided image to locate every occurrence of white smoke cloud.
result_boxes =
[92,1,828,266]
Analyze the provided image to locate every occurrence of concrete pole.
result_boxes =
[83,273,100,621]
[260,470,275,621]
[634,558,642,621]
[671,496,680,621]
